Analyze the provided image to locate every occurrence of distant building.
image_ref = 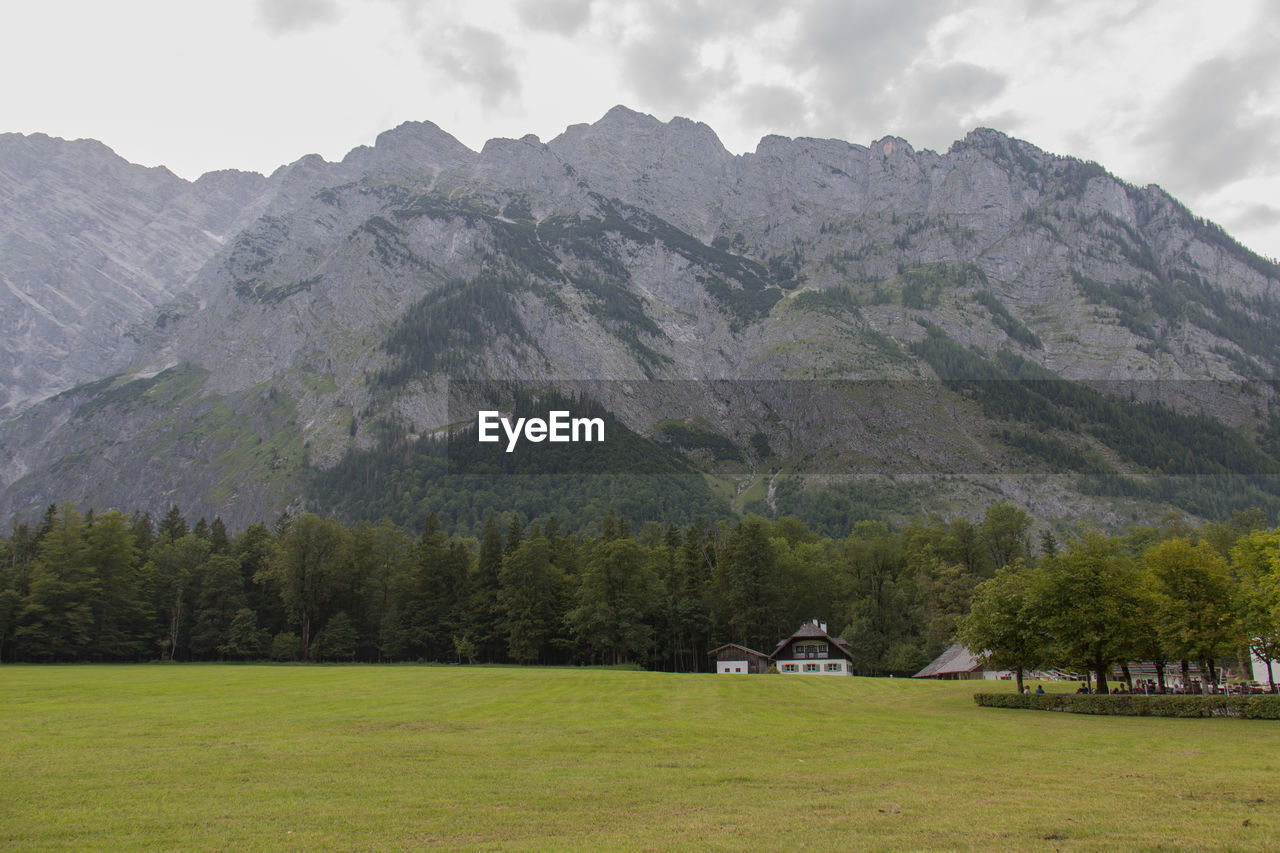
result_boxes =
[912,644,986,680]
[709,643,770,674]
[771,620,854,675]
[913,644,1074,682]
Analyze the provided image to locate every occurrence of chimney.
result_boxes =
[820,622,827,633]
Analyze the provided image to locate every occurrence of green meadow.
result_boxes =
[2,666,1277,850]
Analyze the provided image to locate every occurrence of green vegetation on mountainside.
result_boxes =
[909,322,1280,518]
[368,191,791,392]
[310,391,728,535]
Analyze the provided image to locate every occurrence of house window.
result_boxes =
[794,643,829,658]
[803,663,819,672]
[782,664,798,672]
[734,667,741,672]
[825,663,842,672]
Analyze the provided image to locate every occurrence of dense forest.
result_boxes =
[3,498,1276,683]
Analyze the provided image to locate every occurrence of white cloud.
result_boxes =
[515,0,594,35]
[421,25,521,110]
[256,0,342,34]
[1136,18,1280,194]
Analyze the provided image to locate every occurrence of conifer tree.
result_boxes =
[466,513,506,662]
[500,536,561,664]
[209,517,230,553]
[85,510,147,659]
[158,505,188,542]
[14,505,99,661]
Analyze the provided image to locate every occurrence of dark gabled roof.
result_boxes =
[708,643,769,658]
[787,622,829,640]
[770,621,854,661]
[913,644,983,678]
[771,622,825,651]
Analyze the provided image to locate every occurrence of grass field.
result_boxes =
[2,666,1278,850]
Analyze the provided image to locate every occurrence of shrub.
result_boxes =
[973,692,1280,719]
[270,632,301,662]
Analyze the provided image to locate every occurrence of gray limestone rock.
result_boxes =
[2,107,1278,527]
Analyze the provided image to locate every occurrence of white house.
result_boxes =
[771,620,855,675]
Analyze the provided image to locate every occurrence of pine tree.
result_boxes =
[85,510,147,660]
[129,512,155,564]
[317,611,359,661]
[392,514,470,660]
[14,505,99,661]
[669,521,713,671]
[500,537,562,664]
[713,518,785,651]
[505,513,523,555]
[209,517,230,554]
[158,505,188,542]
[468,513,506,662]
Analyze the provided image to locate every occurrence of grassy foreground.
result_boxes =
[2,666,1278,850]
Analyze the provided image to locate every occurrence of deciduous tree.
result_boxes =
[1143,537,1240,686]
[1231,529,1280,692]
[570,538,663,664]
[1039,529,1144,693]
[259,513,351,662]
[958,561,1047,694]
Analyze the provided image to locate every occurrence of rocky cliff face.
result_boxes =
[2,107,1279,528]
[0,132,275,412]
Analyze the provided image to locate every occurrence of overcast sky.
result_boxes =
[4,1,1278,259]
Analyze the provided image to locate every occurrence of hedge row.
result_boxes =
[973,692,1280,719]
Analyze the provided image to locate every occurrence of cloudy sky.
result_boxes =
[4,1,1279,258]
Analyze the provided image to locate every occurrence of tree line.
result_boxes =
[2,501,1275,685]
[960,514,1280,694]
[2,500,1053,670]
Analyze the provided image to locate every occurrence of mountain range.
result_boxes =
[3,106,1279,533]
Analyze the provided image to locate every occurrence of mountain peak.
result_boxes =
[871,135,915,157]
[479,133,545,156]
[549,105,730,163]
[599,104,659,126]
[372,120,473,155]
[0,131,184,186]
[948,127,1047,166]
[340,120,476,174]
[269,152,329,180]
[961,126,1011,145]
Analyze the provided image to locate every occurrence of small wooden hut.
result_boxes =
[709,643,770,674]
